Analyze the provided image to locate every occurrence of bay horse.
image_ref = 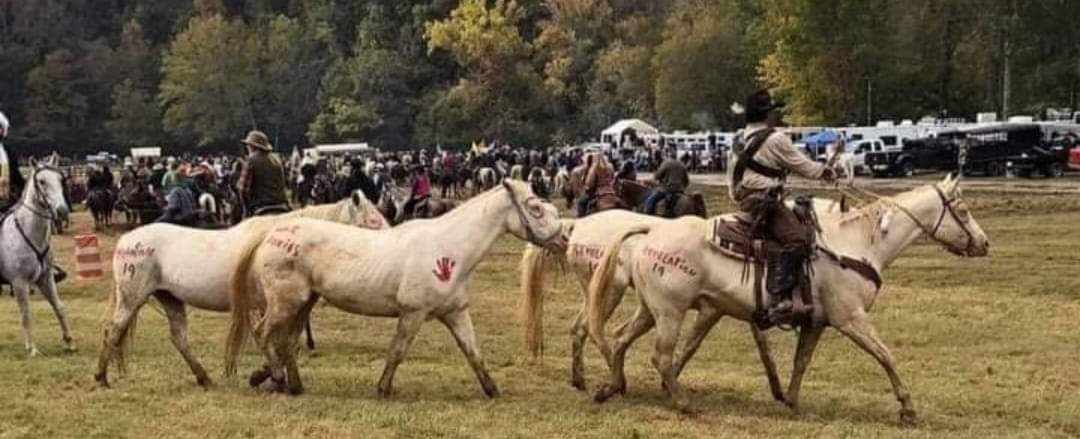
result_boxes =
[615,179,707,218]
[87,186,116,230]
[0,158,73,355]
[585,175,989,424]
[95,192,388,388]
[224,180,564,396]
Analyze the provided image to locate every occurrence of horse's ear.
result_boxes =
[48,153,58,166]
[501,178,513,192]
[879,209,893,234]
[351,191,362,207]
[28,157,37,168]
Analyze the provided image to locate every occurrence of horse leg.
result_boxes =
[12,282,38,357]
[96,289,148,387]
[304,318,315,351]
[283,295,319,395]
[751,322,787,404]
[377,310,427,397]
[36,273,74,352]
[155,292,212,387]
[569,307,589,391]
[836,316,917,425]
[672,304,723,380]
[594,301,655,403]
[439,308,499,398]
[783,324,825,411]
[651,308,689,411]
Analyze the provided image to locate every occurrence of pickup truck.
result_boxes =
[865,123,1065,178]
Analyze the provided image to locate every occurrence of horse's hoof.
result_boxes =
[27,348,40,358]
[672,396,693,413]
[593,384,622,403]
[287,385,304,396]
[94,373,110,388]
[248,368,272,388]
[899,409,918,427]
[482,384,500,398]
[377,386,394,398]
[570,377,586,392]
[196,376,214,388]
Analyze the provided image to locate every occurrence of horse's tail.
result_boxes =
[223,219,273,377]
[520,237,568,359]
[586,224,651,364]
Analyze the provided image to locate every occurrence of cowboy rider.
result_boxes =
[643,150,688,216]
[237,130,289,217]
[732,89,837,327]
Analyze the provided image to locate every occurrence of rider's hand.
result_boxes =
[821,167,837,183]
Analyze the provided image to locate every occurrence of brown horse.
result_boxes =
[615,179,707,218]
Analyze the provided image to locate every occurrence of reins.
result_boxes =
[835,181,976,256]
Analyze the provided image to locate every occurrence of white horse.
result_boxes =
[0,158,73,356]
[509,164,525,180]
[586,175,989,424]
[475,167,498,193]
[225,180,564,396]
[95,192,387,388]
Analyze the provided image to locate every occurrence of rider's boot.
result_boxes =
[764,249,803,328]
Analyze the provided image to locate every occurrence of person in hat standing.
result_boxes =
[731,89,837,328]
[0,111,27,210]
[236,130,289,216]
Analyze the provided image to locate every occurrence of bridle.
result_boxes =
[2,166,66,279]
[845,183,978,256]
[505,186,553,246]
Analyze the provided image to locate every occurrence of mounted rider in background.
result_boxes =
[237,130,289,217]
[404,164,431,217]
[577,152,617,217]
[643,151,688,216]
[731,89,837,327]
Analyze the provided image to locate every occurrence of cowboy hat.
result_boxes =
[744,89,785,120]
[242,130,273,151]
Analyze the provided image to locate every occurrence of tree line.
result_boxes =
[1,0,1077,155]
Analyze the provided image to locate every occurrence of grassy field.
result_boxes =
[2,182,1079,438]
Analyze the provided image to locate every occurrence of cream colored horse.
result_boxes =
[95,192,387,388]
[225,180,564,397]
[586,175,989,424]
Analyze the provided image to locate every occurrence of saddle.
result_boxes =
[706,214,881,330]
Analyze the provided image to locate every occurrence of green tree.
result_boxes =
[653,0,756,130]
[160,14,259,147]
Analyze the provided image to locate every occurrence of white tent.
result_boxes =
[314,143,371,155]
[130,147,161,158]
[600,119,659,149]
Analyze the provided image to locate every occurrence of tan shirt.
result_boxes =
[732,123,826,197]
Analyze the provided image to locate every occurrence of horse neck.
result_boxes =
[827,189,938,271]
[424,187,511,268]
[15,176,52,244]
[295,201,348,223]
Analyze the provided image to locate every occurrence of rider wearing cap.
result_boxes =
[732,89,837,327]
[237,130,289,216]
[643,150,688,216]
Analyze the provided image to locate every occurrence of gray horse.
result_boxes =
[0,157,73,356]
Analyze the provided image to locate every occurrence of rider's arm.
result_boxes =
[765,134,829,180]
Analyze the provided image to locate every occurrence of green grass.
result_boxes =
[1,186,1079,438]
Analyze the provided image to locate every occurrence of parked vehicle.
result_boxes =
[864,123,1067,178]
[1069,147,1080,171]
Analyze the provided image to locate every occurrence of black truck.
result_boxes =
[864,123,1070,178]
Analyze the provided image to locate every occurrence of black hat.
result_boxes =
[745,89,785,121]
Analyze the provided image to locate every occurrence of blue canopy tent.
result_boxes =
[802,130,842,159]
